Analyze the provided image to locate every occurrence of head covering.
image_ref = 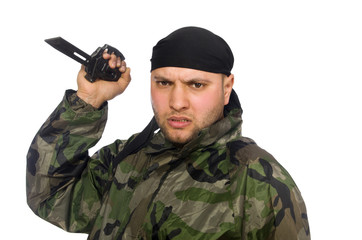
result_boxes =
[151,26,234,76]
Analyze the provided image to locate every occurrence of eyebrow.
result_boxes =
[153,76,170,82]
[153,75,212,83]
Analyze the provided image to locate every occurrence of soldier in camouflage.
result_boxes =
[27,27,310,239]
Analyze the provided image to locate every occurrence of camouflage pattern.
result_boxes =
[27,90,310,239]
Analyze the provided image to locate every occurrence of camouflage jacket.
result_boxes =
[27,90,310,240]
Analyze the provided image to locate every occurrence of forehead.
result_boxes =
[151,67,223,81]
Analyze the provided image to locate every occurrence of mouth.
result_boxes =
[167,116,192,128]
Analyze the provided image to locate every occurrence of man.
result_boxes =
[27,27,310,239]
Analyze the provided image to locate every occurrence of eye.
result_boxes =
[192,82,203,89]
[157,81,170,86]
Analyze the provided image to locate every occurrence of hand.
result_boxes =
[76,50,131,108]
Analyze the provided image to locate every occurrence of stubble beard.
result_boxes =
[152,108,224,148]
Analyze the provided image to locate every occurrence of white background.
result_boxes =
[1,0,361,239]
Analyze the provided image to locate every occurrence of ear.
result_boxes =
[223,74,234,105]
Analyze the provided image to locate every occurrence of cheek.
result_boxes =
[193,89,223,110]
[192,96,210,111]
[189,94,222,122]
[151,88,167,113]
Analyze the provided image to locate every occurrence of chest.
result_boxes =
[90,152,238,239]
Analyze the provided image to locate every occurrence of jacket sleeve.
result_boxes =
[26,90,124,233]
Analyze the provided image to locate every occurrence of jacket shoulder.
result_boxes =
[226,137,310,239]
[226,136,276,167]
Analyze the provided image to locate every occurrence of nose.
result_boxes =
[169,85,189,112]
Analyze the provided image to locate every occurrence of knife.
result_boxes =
[45,37,125,82]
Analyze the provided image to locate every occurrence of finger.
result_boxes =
[102,48,111,59]
[119,61,127,72]
[108,53,117,68]
[110,67,131,95]
[116,56,121,68]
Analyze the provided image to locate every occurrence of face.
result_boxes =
[151,67,234,146]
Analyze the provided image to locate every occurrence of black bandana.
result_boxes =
[151,26,234,76]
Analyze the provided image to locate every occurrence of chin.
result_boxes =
[165,130,199,147]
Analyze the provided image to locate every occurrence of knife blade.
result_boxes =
[45,37,90,66]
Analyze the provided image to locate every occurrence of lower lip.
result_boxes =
[168,119,192,128]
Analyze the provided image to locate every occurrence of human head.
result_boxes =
[150,27,235,146]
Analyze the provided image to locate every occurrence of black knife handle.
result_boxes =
[85,44,126,83]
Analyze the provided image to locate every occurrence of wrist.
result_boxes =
[76,91,104,109]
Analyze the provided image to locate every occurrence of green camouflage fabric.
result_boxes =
[27,90,310,240]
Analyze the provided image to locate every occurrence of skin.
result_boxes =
[76,53,234,146]
[151,67,234,146]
